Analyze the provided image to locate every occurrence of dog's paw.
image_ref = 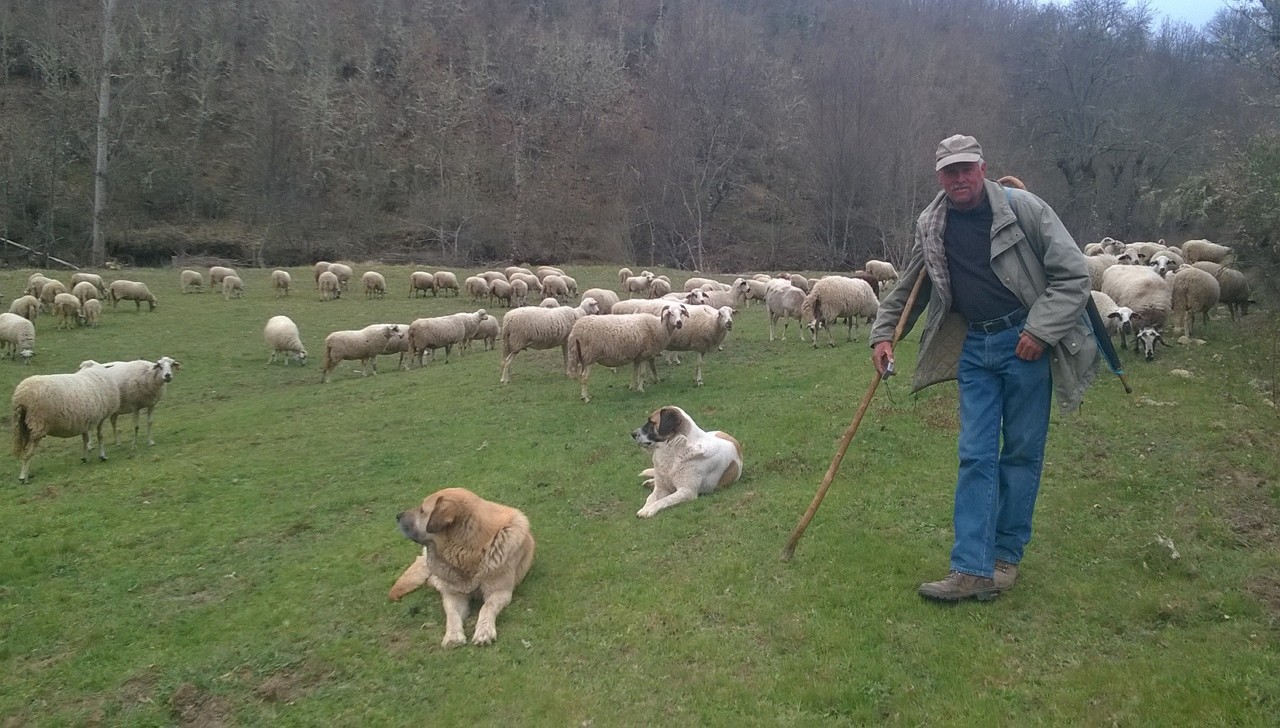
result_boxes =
[472,624,497,645]
[637,506,657,518]
[441,633,468,648]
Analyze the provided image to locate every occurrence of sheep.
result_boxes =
[1147,254,1180,278]
[70,272,107,296]
[1085,254,1119,291]
[180,269,204,293]
[53,293,84,329]
[538,297,561,308]
[70,281,99,305]
[698,287,746,309]
[108,280,158,311]
[328,263,355,291]
[490,278,515,307]
[683,277,727,292]
[472,314,500,351]
[264,315,307,365]
[863,260,899,287]
[320,324,406,382]
[579,288,620,314]
[765,282,808,342]
[318,271,342,301]
[464,276,491,303]
[432,271,460,297]
[1101,265,1171,351]
[618,267,634,287]
[362,270,387,299]
[221,275,245,300]
[271,269,293,297]
[509,272,542,300]
[732,277,770,306]
[407,310,488,366]
[1090,290,1121,341]
[409,271,435,298]
[802,276,879,347]
[38,280,68,310]
[94,356,181,448]
[82,298,102,328]
[542,274,570,301]
[561,274,579,298]
[535,266,565,281]
[1083,242,1105,256]
[623,271,655,298]
[11,361,121,482]
[313,261,332,287]
[647,277,672,298]
[1099,237,1127,256]
[1169,265,1220,339]
[208,266,237,291]
[611,298,681,316]
[499,297,601,383]
[1135,325,1172,362]
[1181,239,1232,265]
[505,266,533,279]
[0,312,36,363]
[480,270,509,285]
[663,305,735,386]
[25,275,52,298]
[566,303,689,403]
[777,273,811,293]
[1191,262,1254,320]
[8,295,40,322]
[511,278,530,307]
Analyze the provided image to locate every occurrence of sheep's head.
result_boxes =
[718,307,735,330]
[19,348,34,364]
[1135,326,1169,361]
[660,303,688,330]
[684,290,709,305]
[1108,307,1140,334]
[295,349,308,365]
[580,297,601,315]
[154,356,181,382]
[1148,255,1179,277]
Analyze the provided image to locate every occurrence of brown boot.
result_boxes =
[918,571,999,602]
[994,560,1019,591]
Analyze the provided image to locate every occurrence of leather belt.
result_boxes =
[968,309,1027,334]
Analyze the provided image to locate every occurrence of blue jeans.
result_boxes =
[950,323,1052,578]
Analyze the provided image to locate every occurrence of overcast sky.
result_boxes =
[1146,0,1229,27]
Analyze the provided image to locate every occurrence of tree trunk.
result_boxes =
[91,0,118,268]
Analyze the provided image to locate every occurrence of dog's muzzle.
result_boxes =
[632,427,658,447]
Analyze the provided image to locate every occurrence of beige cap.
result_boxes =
[935,134,984,171]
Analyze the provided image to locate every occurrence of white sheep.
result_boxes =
[542,274,570,300]
[328,263,355,290]
[480,270,509,285]
[538,297,561,308]
[490,278,514,307]
[472,314,500,352]
[221,275,244,300]
[802,276,879,347]
[505,266,533,279]
[94,356,181,448]
[318,271,342,301]
[623,271,655,298]
[535,266,565,281]
[1100,265,1171,350]
[1099,237,1126,256]
[11,362,121,482]
[320,324,406,382]
[0,312,36,363]
[464,276,491,303]
[1147,254,1180,278]
[409,271,434,298]
[566,303,688,403]
[765,282,808,342]
[663,305,735,386]
[499,297,601,383]
[264,315,308,365]
[108,280,158,311]
[863,260,899,287]
[362,270,388,299]
[38,280,68,311]
[1191,262,1253,320]
[1181,239,1232,265]
[70,281,99,305]
[8,295,40,322]
[610,298,677,316]
[618,267,634,287]
[208,266,237,291]
[432,271,460,297]
[1090,290,1121,341]
[1169,265,1220,338]
[511,278,530,307]
[313,261,332,287]
[694,288,743,309]
[509,272,542,300]
[647,277,672,298]
[271,269,292,297]
[732,277,769,306]
[776,273,810,293]
[82,298,102,328]
[682,277,726,292]
[407,310,488,366]
[1085,254,1119,291]
[579,288,620,314]
[70,272,107,296]
[181,269,204,293]
[25,275,52,298]
[53,292,84,329]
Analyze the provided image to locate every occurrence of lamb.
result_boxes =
[1100,265,1171,351]
[362,270,387,298]
[472,314,500,351]
[264,315,308,365]
[542,274,570,301]
[221,275,245,299]
[271,269,293,297]
[579,288,620,314]
[11,361,121,482]
[1191,262,1254,320]
[623,271,655,298]
[409,271,435,297]
[313,261,332,287]
[8,295,40,321]
[1085,254,1119,290]
[318,271,342,301]
[1181,239,1232,265]
[1169,265,1220,338]
[464,276,491,303]
[765,282,808,342]
[566,303,689,403]
[82,298,102,328]
[863,259,899,287]
[499,297,601,383]
[732,277,770,306]
[328,263,355,290]
[407,310,488,366]
[71,281,100,304]
[0,312,36,363]
[70,272,107,296]
[320,324,406,382]
[108,280,158,311]
[208,266,237,290]
[432,271,460,297]
[490,278,514,307]
[53,292,84,329]
[94,356,181,448]
[802,276,879,347]
[180,269,204,293]
[663,305,735,386]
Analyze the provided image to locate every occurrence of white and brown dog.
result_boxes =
[631,405,743,518]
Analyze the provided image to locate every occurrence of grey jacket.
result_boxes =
[869,178,1099,413]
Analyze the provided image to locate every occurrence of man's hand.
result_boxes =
[1015,331,1045,361]
[872,341,895,376]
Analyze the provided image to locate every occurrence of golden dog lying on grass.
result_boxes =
[390,487,535,647]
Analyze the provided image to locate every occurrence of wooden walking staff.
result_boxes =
[780,267,929,562]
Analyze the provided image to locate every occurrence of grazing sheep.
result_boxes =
[579,288,620,314]
[407,310,488,366]
[490,279,515,308]
[1085,254,1119,291]
[320,324,406,383]
[208,266,237,291]
[464,276,491,303]
[71,281,100,304]
[538,297,561,308]
[432,271,460,297]
[221,275,245,299]
[561,274,579,298]
[1191,262,1253,320]
[1169,265,1220,338]
[180,269,204,293]
[623,271,654,298]
[1135,325,1171,362]
[8,295,40,322]
[409,271,435,298]
[863,260,899,287]
[271,269,292,297]
[0,312,36,363]
[94,356,181,448]
[82,298,102,328]
[108,280,158,311]
[618,267,634,287]
[499,297,601,383]
[53,293,84,329]
[505,266,533,279]
[318,271,342,301]
[510,279,530,307]
[647,277,672,298]
[264,315,308,365]
[313,261,332,287]
[480,270,509,285]
[38,280,68,311]
[25,275,53,299]
[802,276,879,347]
[362,270,388,299]
[1181,239,1232,265]
[663,305,735,386]
[765,282,808,342]
[535,266,565,282]
[542,274,570,301]
[11,362,121,482]
[473,314,500,351]
[328,263,355,291]
[510,272,542,300]
[566,303,689,403]
[70,272,107,296]
[1100,265,1171,351]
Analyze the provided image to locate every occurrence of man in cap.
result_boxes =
[868,135,1098,602]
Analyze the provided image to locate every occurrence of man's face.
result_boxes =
[937,161,987,210]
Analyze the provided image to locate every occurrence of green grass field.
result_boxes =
[0,264,1276,726]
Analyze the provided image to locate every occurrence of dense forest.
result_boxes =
[1,0,1277,278]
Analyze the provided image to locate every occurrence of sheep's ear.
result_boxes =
[1107,311,1121,320]
[1130,311,1144,321]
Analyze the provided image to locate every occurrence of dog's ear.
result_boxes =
[657,407,682,437]
[424,495,458,532]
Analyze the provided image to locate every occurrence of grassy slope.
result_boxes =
[0,265,1276,726]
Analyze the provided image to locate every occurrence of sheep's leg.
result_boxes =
[110,414,121,446]
[646,357,660,384]
[500,351,517,383]
[95,420,109,461]
[142,407,155,447]
[439,590,471,647]
[768,316,777,342]
[694,353,704,386]
[18,439,38,483]
[80,431,91,463]
[846,317,855,342]
[579,364,593,403]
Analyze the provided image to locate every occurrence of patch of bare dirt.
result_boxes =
[1245,574,1280,620]
[1217,469,1277,549]
[168,682,235,728]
